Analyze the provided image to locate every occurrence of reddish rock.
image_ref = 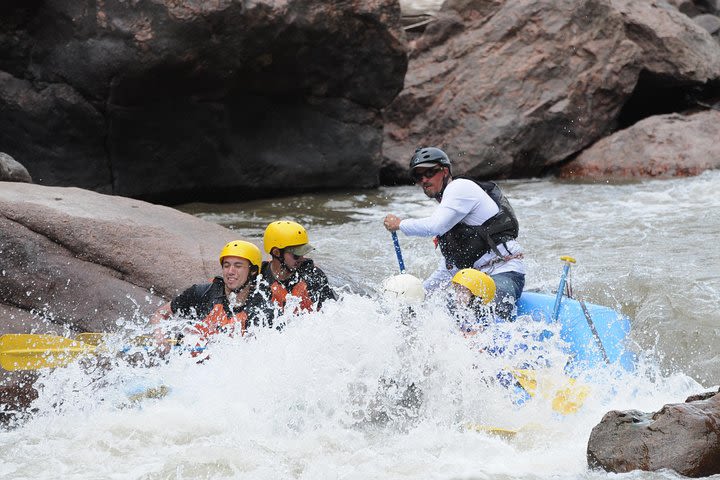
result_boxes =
[0,182,238,333]
[558,110,720,179]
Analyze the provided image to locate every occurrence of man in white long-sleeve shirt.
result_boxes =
[383,147,525,320]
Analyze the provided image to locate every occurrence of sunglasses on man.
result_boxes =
[284,250,304,261]
[412,166,443,182]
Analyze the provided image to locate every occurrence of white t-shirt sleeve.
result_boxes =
[399,179,499,237]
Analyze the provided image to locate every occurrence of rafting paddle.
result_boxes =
[0,333,180,371]
[552,256,576,321]
[391,231,406,273]
[551,256,611,364]
[512,369,589,415]
[0,334,97,371]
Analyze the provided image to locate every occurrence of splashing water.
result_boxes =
[1,173,718,479]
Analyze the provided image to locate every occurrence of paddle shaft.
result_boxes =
[578,298,611,364]
[551,255,611,364]
[391,232,406,273]
[552,262,571,321]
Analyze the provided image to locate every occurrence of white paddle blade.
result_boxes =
[382,274,425,303]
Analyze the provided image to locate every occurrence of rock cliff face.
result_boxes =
[2,1,720,200]
[382,0,720,182]
[0,1,407,204]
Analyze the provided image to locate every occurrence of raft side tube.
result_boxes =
[516,292,634,372]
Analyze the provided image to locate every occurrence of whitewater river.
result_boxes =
[1,172,718,479]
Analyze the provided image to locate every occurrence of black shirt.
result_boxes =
[171,276,274,329]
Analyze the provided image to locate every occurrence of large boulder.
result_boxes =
[0,1,407,204]
[0,182,243,420]
[558,110,720,179]
[382,0,720,182]
[0,182,238,333]
[587,391,720,477]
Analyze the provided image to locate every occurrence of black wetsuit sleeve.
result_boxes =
[170,282,219,319]
[299,261,337,309]
[245,288,277,329]
[170,284,206,317]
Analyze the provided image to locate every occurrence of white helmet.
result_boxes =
[382,274,425,303]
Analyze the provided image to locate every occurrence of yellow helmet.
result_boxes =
[219,240,262,268]
[451,268,496,304]
[263,220,309,253]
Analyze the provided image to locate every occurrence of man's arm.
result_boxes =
[386,180,487,237]
[400,204,465,237]
[300,261,337,309]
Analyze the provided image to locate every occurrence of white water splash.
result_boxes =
[0,292,705,480]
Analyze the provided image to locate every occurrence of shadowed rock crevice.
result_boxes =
[616,71,719,129]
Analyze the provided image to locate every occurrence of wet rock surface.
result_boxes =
[587,391,720,477]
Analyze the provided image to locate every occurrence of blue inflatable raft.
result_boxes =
[516,291,635,372]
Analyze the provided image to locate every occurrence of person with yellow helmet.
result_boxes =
[451,268,498,335]
[150,240,273,352]
[260,220,336,313]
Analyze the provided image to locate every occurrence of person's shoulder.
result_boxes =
[298,258,318,274]
[451,177,482,188]
[445,177,483,195]
[299,259,330,278]
[259,261,273,278]
[179,279,216,295]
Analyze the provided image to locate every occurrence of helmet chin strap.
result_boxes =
[272,249,292,276]
[230,276,250,295]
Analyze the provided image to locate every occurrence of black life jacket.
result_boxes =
[436,178,519,269]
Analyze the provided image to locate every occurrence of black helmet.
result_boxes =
[409,147,452,170]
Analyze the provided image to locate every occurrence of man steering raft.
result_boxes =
[150,240,273,352]
[383,147,525,320]
[260,220,336,314]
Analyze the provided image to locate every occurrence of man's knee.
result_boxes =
[490,272,525,321]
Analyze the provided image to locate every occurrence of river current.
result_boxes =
[1,172,718,479]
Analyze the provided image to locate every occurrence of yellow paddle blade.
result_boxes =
[512,369,590,415]
[75,333,106,346]
[0,334,97,371]
[551,379,590,415]
[466,423,518,438]
[512,369,537,396]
